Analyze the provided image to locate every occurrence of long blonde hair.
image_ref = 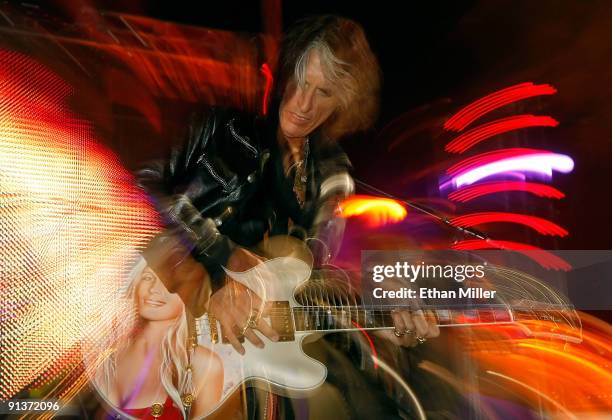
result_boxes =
[94,258,194,418]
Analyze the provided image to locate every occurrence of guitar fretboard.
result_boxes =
[291,305,515,332]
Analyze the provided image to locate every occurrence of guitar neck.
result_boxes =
[290,305,515,333]
[202,302,579,344]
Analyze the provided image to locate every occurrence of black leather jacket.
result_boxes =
[137,107,355,290]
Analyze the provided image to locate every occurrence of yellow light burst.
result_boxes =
[0,50,160,403]
[340,195,408,227]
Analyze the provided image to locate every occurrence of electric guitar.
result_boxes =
[195,239,581,418]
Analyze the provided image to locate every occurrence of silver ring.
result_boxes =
[247,319,258,329]
[416,336,427,345]
[404,329,415,336]
[394,329,405,337]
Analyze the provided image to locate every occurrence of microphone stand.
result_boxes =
[354,179,490,241]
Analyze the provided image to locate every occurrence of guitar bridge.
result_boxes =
[213,301,295,344]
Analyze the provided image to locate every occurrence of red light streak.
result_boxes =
[260,63,273,115]
[445,115,559,153]
[21,11,269,116]
[444,83,557,132]
[450,212,568,236]
[448,181,565,202]
[351,321,378,369]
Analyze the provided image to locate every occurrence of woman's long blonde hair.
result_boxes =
[93,257,194,418]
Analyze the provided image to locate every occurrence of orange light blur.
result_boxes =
[339,195,408,227]
[0,50,160,402]
[462,312,612,415]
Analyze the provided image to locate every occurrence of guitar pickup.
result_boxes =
[268,301,294,342]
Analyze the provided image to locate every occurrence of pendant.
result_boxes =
[182,393,194,408]
[150,402,164,418]
[293,181,305,206]
[294,165,306,206]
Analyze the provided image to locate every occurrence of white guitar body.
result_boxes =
[198,257,326,415]
[196,255,582,417]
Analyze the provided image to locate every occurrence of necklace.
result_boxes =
[150,402,164,418]
[150,383,165,418]
[149,336,197,419]
[181,341,197,414]
[292,137,309,206]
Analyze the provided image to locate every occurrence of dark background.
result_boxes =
[114,0,612,250]
[1,0,609,406]
[23,0,612,250]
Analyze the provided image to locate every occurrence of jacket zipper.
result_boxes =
[198,155,230,190]
[227,119,258,156]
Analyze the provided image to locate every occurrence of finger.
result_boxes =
[396,327,416,347]
[256,317,279,342]
[243,328,264,348]
[220,316,245,355]
[425,310,440,338]
[399,310,416,334]
[395,310,418,347]
[411,309,430,338]
[225,329,245,355]
[391,310,407,336]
